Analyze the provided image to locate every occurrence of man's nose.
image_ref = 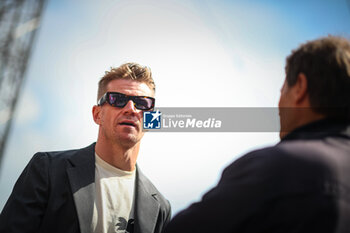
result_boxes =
[123,100,137,112]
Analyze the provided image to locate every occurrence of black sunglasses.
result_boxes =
[98,92,155,111]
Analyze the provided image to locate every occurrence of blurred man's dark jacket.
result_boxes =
[165,118,350,233]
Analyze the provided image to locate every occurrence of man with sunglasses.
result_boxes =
[0,63,171,233]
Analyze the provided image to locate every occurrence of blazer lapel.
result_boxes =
[66,143,96,233]
[134,168,160,233]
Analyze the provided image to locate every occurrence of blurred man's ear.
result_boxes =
[293,73,309,106]
[92,105,101,125]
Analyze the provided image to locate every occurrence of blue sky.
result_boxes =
[1,0,350,215]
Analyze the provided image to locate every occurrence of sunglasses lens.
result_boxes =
[134,97,154,110]
[108,93,127,107]
[104,92,154,110]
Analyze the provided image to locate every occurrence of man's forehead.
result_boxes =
[106,79,154,97]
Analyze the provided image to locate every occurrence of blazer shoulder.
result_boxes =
[36,143,95,162]
[137,168,171,210]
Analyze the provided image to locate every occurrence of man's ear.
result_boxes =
[92,105,101,125]
[293,73,309,105]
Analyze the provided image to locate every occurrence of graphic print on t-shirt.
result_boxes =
[115,217,134,233]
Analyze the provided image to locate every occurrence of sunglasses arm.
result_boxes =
[97,93,107,106]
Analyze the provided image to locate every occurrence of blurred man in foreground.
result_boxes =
[164,36,350,233]
[0,63,171,233]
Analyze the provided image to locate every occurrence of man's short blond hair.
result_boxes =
[97,62,156,101]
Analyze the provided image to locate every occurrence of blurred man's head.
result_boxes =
[279,36,350,139]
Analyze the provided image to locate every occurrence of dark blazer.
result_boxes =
[164,119,350,233]
[0,143,171,233]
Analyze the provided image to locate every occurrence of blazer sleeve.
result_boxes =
[164,200,172,226]
[0,153,50,233]
[156,194,172,233]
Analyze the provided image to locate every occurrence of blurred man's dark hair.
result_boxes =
[285,36,350,119]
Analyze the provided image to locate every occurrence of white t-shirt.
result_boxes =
[91,153,136,233]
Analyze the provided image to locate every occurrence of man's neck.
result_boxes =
[95,140,140,171]
[280,110,326,139]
